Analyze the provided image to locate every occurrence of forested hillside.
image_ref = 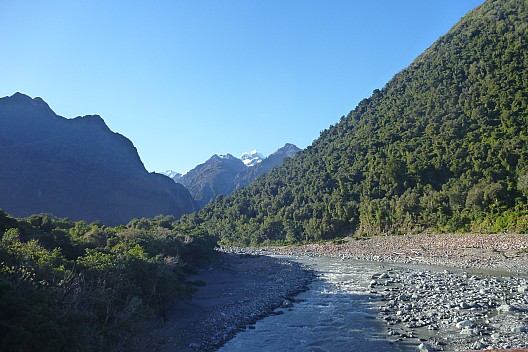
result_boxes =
[0,211,215,351]
[180,0,528,245]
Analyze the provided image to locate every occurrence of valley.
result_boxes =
[1,0,528,351]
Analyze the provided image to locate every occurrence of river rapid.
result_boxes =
[218,256,414,352]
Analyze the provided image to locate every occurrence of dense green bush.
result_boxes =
[0,212,216,351]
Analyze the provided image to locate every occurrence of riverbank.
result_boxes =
[223,233,528,351]
[154,233,528,351]
[222,233,528,274]
[158,254,313,351]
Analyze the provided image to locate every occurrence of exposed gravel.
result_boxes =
[223,233,528,274]
[372,267,528,350]
[161,254,313,352]
[222,233,528,351]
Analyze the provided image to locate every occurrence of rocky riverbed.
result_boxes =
[222,233,528,274]
[221,233,528,351]
[372,267,528,351]
[159,254,313,352]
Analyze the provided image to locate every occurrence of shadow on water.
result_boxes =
[218,257,415,352]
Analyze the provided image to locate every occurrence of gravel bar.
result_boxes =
[222,233,528,351]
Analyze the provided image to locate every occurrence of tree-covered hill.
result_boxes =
[180,0,528,245]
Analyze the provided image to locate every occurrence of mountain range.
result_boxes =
[0,93,196,225]
[2,0,526,245]
[181,0,528,245]
[166,144,300,209]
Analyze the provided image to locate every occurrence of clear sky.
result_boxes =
[0,0,484,173]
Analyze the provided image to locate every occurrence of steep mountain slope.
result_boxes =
[178,154,247,209]
[182,0,528,245]
[0,93,196,224]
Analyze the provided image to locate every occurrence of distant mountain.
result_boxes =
[240,150,264,167]
[0,93,196,225]
[175,144,301,209]
[162,170,183,183]
[178,154,247,209]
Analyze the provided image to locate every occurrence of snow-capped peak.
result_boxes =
[240,149,264,167]
[161,170,183,182]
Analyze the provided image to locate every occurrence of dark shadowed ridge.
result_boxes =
[0,92,196,225]
[178,154,247,209]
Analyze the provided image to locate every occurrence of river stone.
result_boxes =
[417,342,434,352]
[398,294,409,301]
[282,300,293,308]
[518,285,528,293]
[471,341,487,350]
[460,327,480,336]
[459,302,470,309]
[497,303,516,312]
[511,325,527,333]
[456,320,476,329]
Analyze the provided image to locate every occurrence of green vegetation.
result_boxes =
[179,0,528,245]
[0,210,216,351]
[3,0,528,349]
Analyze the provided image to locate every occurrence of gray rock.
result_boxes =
[398,294,409,301]
[417,342,434,352]
[459,302,470,309]
[471,341,487,350]
[497,303,516,312]
[460,327,480,336]
[282,299,293,308]
[511,325,527,333]
[456,320,476,329]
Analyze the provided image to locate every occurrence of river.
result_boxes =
[218,256,415,352]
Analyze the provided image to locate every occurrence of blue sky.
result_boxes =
[1,0,484,173]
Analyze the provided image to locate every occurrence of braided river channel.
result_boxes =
[218,256,414,352]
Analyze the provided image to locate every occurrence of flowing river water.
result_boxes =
[218,256,415,352]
